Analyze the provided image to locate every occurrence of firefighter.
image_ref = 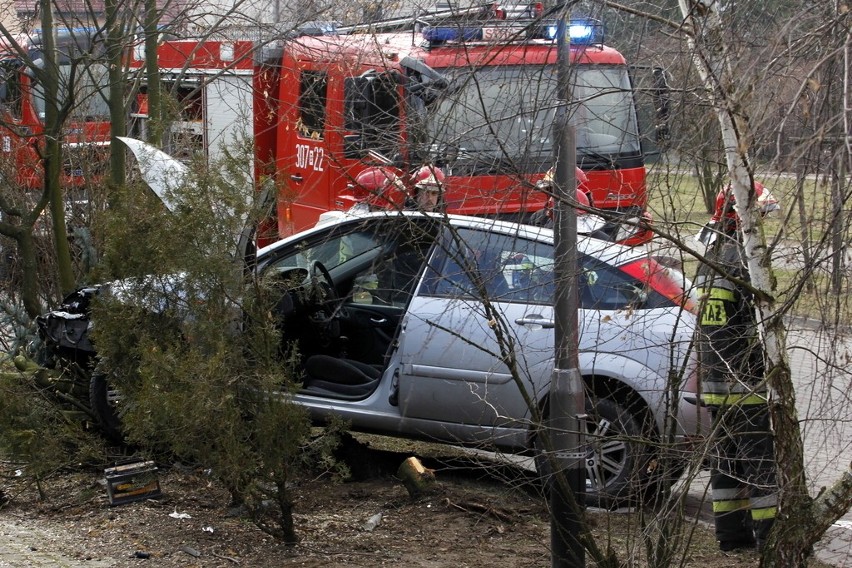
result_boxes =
[410,165,445,212]
[353,168,409,211]
[695,182,780,552]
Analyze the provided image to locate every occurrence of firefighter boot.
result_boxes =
[715,508,756,551]
[711,467,755,551]
[752,517,775,552]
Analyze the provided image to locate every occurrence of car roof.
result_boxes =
[257,211,645,266]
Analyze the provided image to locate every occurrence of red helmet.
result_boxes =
[575,167,589,189]
[711,182,779,225]
[351,168,408,210]
[413,164,446,188]
[542,188,592,221]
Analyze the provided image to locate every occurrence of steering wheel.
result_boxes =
[309,260,340,308]
[306,261,344,349]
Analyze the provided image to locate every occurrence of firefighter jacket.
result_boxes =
[695,236,767,406]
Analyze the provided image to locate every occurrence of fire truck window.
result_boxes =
[344,72,400,159]
[0,63,23,119]
[299,71,327,140]
[365,74,400,158]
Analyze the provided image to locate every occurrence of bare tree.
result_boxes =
[600,0,852,564]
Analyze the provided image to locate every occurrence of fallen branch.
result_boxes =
[212,551,241,564]
[443,497,514,523]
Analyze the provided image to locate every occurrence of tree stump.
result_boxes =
[397,457,438,498]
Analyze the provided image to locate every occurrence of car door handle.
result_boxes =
[290,174,303,183]
[370,317,388,324]
[515,315,555,329]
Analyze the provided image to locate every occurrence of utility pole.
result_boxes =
[549,12,585,568]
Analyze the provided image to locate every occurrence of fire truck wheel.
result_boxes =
[534,397,655,509]
[89,368,124,443]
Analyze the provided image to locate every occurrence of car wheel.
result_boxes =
[534,397,653,509]
[89,368,124,443]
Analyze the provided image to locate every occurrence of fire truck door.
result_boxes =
[286,68,331,232]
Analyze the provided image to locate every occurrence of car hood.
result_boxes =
[117,137,272,269]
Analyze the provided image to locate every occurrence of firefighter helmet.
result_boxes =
[711,182,780,225]
[348,168,408,210]
[413,165,445,189]
[537,166,593,221]
[536,167,589,191]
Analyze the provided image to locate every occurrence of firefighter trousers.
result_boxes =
[709,401,778,548]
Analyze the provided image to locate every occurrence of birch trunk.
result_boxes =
[677,1,852,565]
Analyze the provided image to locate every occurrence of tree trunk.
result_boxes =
[397,456,438,497]
[105,0,126,194]
[16,228,43,318]
[40,0,76,296]
[144,0,163,147]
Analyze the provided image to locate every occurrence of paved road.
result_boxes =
[0,516,115,567]
[683,318,852,567]
[776,319,851,566]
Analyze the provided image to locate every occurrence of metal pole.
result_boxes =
[549,14,585,568]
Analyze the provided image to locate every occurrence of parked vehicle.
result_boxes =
[128,5,668,244]
[0,27,110,191]
[38,208,707,507]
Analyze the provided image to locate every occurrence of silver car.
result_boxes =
[254,212,707,506]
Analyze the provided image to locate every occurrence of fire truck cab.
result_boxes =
[270,7,660,236]
[131,5,666,243]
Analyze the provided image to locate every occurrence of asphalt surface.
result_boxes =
[0,517,114,567]
[783,319,852,567]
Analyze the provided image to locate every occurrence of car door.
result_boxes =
[395,226,557,430]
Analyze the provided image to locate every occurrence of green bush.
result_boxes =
[88,153,343,543]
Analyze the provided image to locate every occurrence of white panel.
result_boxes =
[203,73,254,174]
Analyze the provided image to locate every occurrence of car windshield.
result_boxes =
[425,63,640,172]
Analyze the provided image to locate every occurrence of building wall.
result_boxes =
[10,0,454,36]
[0,0,22,34]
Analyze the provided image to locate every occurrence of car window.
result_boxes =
[580,256,652,310]
[422,228,555,304]
[263,223,388,274]
[421,227,664,310]
[350,222,437,307]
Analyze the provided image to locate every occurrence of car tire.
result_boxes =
[89,368,124,443]
[534,397,654,509]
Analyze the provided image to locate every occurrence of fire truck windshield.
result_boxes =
[425,64,640,173]
[31,61,110,122]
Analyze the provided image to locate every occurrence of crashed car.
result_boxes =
[38,209,707,507]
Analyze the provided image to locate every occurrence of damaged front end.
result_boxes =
[32,286,112,434]
[37,286,100,365]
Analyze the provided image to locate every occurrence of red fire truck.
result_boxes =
[130,5,665,244]
[0,28,111,192]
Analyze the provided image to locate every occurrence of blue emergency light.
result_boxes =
[539,19,603,44]
[423,18,603,46]
[422,26,483,42]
